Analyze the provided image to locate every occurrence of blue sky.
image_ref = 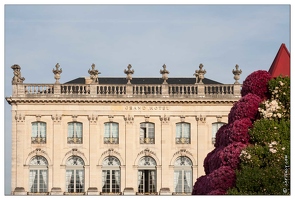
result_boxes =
[2,2,291,195]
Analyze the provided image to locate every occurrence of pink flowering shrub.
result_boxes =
[192,175,212,195]
[204,147,223,174]
[228,118,252,144]
[228,93,262,123]
[241,70,271,99]
[214,124,231,148]
[220,142,247,170]
[208,189,226,195]
[208,166,236,191]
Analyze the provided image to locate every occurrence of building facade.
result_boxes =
[6,63,242,195]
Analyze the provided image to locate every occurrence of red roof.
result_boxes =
[268,43,290,78]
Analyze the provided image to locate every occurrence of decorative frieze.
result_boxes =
[124,114,134,124]
[173,149,193,157]
[65,148,85,158]
[160,115,170,124]
[102,148,120,157]
[138,148,156,157]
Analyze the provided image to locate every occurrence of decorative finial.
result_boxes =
[160,64,169,84]
[52,63,62,84]
[194,63,206,84]
[124,64,134,84]
[11,64,25,85]
[88,63,101,84]
[232,64,242,84]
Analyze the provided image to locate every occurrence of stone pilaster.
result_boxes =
[50,114,63,195]
[195,115,207,178]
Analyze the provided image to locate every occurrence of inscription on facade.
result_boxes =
[124,106,169,111]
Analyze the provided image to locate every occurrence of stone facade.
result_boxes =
[6,63,242,195]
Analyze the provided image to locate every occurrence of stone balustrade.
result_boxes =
[12,83,242,99]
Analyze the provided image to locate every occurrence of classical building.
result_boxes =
[6,63,242,195]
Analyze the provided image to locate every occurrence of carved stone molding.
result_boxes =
[160,115,170,124]
[65,148,85,158]
[173,149,193,157]
[36,115,41,121]
[28,148,48,157]
[72,115,77,122]
[124,114,134,124]
[180,115,185,122]
[51,114,62,123]
[144,115,150,122]
[15,113,25,123]
[195,115,206,123]
[138,148,156,157]
[216,115,222,122]
[88,114,98,124]
[102,148,121,157]
[108,115,114,122]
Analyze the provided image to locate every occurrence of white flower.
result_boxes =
[279,81,284,86]
[271,141,277,145]
[282,147,285,150]
[246,154,251,159]
[269,148,277,153]
[277,113,282,118]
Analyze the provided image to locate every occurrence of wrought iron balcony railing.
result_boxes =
[175,137,190,144]
[104,137,119,144]
[31,137,46,144]
[140,137,155,144]
[67,137,83,144]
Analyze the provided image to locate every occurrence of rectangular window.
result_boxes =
[140,123,155,144]
[137,170,156,194]
[174,170,192,193]
[67,122,83,144]
[102,170,120,193]
[212,123,225,144]
[176,123,190,144]
[66,169,84,193]
[29,170,48,193]
[104,123,119,144]
[31,122,46,144]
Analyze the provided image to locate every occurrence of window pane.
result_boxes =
[183,123,190,138]
[174,171,182,193]
[112,123,119,138]
[39,170,47,192]
[76,170,84,192]
[148,123,155,138]
[176,123,181,138]
[76,123,83,138]
[39,123,46,138]
[102,170,110,192]
[66,170,74,192]
[29,170,38,192]
[104,123,110,137]
[112,170,120,192]
[68,123,74,137]
[32,123,38,137]
[184,171,192,193]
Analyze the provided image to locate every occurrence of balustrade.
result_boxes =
[24,84,54,95]
[97,85,126,95]
[169,85,198,95]
[133,85,162,95]
[61,84,90,95]
[204,84,234,95]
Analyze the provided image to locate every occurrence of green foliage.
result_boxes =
[227,76,290,195]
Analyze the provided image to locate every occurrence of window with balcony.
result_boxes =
[212,122,226,144]
[176,123,190,144]
[104,122,119,144]
[67,122,83,144]
[140,122,155,144]
[31,122,46,144]
[29,156,48,193]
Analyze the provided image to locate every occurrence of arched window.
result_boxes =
[174,156,192,194]
[140,122,155,144]
[68,122,83,144]
[29,156,48,193]
[31,122,46,144]
[104,122,119,144]
[137,156,157,194]
[176,122,191,144]
[102,156,121,194]
[65,156,85,193]
[212,122,226,144]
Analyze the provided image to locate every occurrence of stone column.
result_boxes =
[50,114,63,195]
[195,115,207,178]
[87,115,99,195]
[13,113,26,195]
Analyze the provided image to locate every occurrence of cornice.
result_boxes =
[5,96,239,105]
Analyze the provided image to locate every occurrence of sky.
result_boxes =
[2,1,292,196]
